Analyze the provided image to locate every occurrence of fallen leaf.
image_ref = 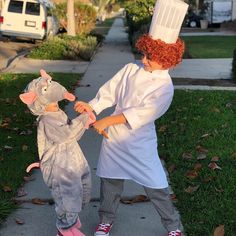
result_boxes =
[208,162,222,170]
[32,198,46,205]
[211,156,219,162]
[170,194,178,202]
[0,156,4,161]
[15,218,25,225]
[213,225,224,236]
[3,145,13,150]
[212,107,220,113]
[197,153,207,160]
[17,187,27,197]
[199,97,204,102]
[196,145,208,153]
[3,185,12,192]
[215,187,224,193]
[168,164,176,173]
[186,170,198,179]
[23,176,35,182]
[120,195,149,204]
[201,133,210,138]
[22,145,28,152]
[194,163,202,171]
[158,125,167,132]
[231,152,236,158]
[184,185,199,194]
[182,152,192,160]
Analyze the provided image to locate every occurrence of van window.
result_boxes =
[8,0,23,13]
[25,2,40,15]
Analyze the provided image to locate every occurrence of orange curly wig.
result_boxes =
[135,34,185,69]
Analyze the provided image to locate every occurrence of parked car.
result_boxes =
[0,0,59,40]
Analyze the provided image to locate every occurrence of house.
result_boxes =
[195,0,236,22]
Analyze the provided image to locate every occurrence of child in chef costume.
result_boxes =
[74,1,188,236]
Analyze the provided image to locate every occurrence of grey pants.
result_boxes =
[98,178,182,232]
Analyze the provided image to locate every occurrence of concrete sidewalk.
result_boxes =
[0,18,169,236]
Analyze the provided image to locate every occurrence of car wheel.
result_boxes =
[189,20,197,28]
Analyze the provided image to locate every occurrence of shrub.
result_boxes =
[28,35,98,61]
[125,0,155,34]
[53,2,97,35]
[232,48,236,82]
[28,37,66,60]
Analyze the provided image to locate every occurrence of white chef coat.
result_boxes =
[89,62,174,189]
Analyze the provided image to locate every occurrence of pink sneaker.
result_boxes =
[94,223,113,236]
[57,228,73,236]
[168,229,182,236]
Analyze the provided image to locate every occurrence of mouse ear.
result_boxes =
[40,69,52,80]
[64,92,76,101]
[19,92,37,104]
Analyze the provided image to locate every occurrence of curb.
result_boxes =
[0,49,30,72]
[174,85,236,91]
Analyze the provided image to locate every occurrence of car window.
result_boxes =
[25,2,40,15]
[8,0,23,13]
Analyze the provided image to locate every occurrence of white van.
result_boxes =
[0,0,58,40]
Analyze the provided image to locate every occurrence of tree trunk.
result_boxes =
[67,0,76,36]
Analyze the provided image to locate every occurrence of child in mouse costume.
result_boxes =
[19,69,96,236]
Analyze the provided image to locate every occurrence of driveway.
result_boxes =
[0,35,37,71]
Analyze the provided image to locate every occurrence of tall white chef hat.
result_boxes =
[136,0,189,69]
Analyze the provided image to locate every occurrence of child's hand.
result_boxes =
[74,101,93,113]
[93,119,109,139]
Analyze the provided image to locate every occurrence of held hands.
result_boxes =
[74,101,109,139]
[74,101,93,113]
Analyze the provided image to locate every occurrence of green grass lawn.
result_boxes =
[157,90,236,236]
[182,36,236,58]
[0,73,80,224]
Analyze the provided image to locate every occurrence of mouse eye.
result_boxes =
[47,79,52,85]
[42,86,47,94]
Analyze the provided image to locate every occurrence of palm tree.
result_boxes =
[67,0,76,36]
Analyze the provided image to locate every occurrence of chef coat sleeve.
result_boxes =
[41,113,88,143]
[89,64,130,115]
[122,85,173,130]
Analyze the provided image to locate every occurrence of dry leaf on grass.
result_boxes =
[186,170,198,179]
[22,145,28,152]
[3,185,12,192]
[184,185,200,194]
[196,145,208,153]
[211,156,220,162]
[213,225,224,236]
[208,162,222,170]
[168,164,176,173]
[201,133,210,139]
[182,152,192,160]
[197,153,207,160]
[194,163,202,171]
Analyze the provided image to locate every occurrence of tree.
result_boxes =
[91,0,114,20]
[67,0,76,36]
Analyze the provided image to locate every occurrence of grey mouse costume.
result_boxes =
[20,71,95,234]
